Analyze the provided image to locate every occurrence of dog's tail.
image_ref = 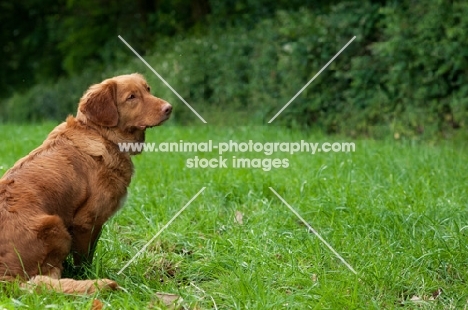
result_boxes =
[24,275,118,294]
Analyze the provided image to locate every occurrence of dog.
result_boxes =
[0,73,172,294]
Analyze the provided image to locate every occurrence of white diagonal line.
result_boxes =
[117,187,206,275]
[268,36,356,123]
[118,35,207,124]
[269,187,357,274]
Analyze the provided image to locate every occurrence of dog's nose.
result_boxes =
[162,103,172,116]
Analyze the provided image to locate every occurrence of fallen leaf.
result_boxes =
[432,288,442,299]
[155,292,182,306]
[311,274,317,282]
[408,294,438,303]
[91,299,103,310]
[410,295,423,302]
[234,211,243,225]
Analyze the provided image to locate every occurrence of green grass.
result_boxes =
[1,122,467,309]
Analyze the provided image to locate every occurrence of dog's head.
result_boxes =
[77,73,172,143]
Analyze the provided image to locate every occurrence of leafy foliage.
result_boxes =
[1,0,467,138]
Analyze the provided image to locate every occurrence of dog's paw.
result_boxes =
[25,276,120,294]
[95,278,119,291]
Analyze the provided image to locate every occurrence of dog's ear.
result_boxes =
[79,81,119,127]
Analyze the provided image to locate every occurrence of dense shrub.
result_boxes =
[3,71,102,123]
[367,1,468,137]
[2,0,467,139]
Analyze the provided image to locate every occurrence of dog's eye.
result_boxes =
[147,86,151,92]
[127,94,135,100]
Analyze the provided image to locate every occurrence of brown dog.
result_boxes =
[0,73,171,294]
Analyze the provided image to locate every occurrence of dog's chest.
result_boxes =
[99,155,133,195]
[87,153,134,218]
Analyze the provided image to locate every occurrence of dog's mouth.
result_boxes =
[134,116,170,130]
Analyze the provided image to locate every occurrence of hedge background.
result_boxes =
[1,0,466,139]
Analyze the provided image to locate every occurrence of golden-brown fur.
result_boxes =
[0,73,171,294]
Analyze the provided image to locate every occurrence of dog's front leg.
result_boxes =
[71,223,103,267]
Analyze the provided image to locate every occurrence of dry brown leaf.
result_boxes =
[155,292,182,306]
[432,288,442,299]
[90,299,103,310]
[408,293,440,303]
[410,295,422,302]
[234,211,243,225]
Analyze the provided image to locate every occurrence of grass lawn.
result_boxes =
[0,122,467,309]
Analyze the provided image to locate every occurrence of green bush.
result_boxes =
[2,70,111,122]
[367,1,468,137]
[2,0,467,139]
